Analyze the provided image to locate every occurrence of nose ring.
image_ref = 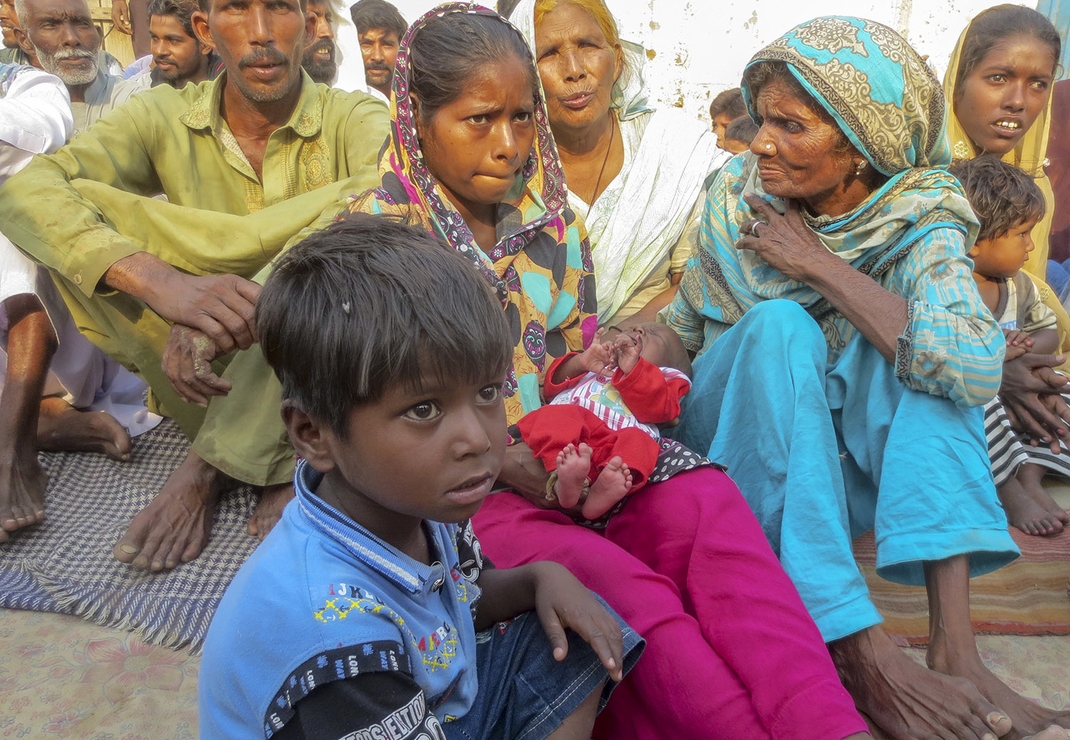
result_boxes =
[764,143,773,152]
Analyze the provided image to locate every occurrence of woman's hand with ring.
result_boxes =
[737,193,836,282]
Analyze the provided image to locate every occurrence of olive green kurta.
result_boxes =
[0,71,388,485]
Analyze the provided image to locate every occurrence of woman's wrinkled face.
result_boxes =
[416,55,536,217]
[534,2,621,136]
[749,77,856,215]
[954,34,1056,156]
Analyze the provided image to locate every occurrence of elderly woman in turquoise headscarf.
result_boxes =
[667,16,1070,740]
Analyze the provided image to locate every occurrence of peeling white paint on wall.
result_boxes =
[332,0,1036,123]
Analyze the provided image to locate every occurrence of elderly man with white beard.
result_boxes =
[13,0,148,133]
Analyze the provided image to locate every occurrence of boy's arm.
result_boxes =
[612,358,691,424]
[270,671,440,740]
[474,561,625,682]
[1027,328,1060,356]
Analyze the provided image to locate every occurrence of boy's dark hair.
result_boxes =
[949,157,1045,242]
[724,115,759,145]
[349,0,406,37]
[258,215,512,438]
[148,0,198,37]
[709,87,746,121]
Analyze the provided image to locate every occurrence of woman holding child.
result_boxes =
[944,5,1070,536]
[666,15,1069,739]
[344,4,870,739]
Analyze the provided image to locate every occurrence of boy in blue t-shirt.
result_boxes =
[198,216,643,740]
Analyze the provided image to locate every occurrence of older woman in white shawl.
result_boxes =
[511,0,726,325]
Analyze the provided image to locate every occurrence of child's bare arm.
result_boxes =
[474,562,625,682]
[1027,328,1060,355]
[1004,329,1033,361]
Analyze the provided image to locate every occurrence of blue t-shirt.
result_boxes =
[199,461,487,739]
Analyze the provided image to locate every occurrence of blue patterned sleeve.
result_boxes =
[890,226,1004,407]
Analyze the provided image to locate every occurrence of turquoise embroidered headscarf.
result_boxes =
[742,15,951,175]
[669,16,979,346]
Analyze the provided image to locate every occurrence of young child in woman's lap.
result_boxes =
[952,156,1070,535]
[197,217,643,740]
[517,322,691,520]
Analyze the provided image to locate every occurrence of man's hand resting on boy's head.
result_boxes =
[474,561,625,683]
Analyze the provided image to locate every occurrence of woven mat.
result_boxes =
[854,522,1070,644]
[0,419,259,653]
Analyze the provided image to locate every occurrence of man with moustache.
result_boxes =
[300,0,335,84]
[147,0,220,87]
[13,0,147,133]
[348,0,402,100]
[0,0,23,62]
[0,0,387,573]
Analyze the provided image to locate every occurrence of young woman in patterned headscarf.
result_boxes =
[342,4,870,739]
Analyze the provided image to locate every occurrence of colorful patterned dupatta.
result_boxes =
[345,2,597,425]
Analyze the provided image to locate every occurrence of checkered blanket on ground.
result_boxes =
[0,419,259,653]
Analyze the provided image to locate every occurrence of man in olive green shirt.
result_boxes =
[0,0,388,572]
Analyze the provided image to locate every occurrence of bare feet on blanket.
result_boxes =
[37,397,131,462]
[1013,464,1070,533]
[113,450,225,571]
[554,443,593,509]
[582,455,633,520]
[0,446,47,543]
[247,482,294,541]
[929,620,1070,738]
[831,625,1016,740]
[998,476,1065,536]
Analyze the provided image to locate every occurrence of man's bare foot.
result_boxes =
[553,443,593,510]
[831,625,1013,740]
[929,627,1070,737]
[247,482,294,541]
[581,455,633,520]
[38,397,131,462]
[997,476,1064,536]
[0,449,48,543]
[113,451,225,571]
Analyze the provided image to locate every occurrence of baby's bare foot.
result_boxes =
[554,443,592,509]
[581,456,633,520]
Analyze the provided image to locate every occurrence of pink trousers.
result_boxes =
[472,466,866,740]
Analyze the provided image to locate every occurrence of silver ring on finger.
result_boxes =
[751,221,765,238]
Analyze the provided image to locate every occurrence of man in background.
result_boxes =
[348,0,402,100]
[147,0,219,87]
[301,0,335,85]
[13,0,148,133]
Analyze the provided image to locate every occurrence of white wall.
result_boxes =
[331,0,1035,123]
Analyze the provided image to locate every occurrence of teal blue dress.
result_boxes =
[665,16,1018,641]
